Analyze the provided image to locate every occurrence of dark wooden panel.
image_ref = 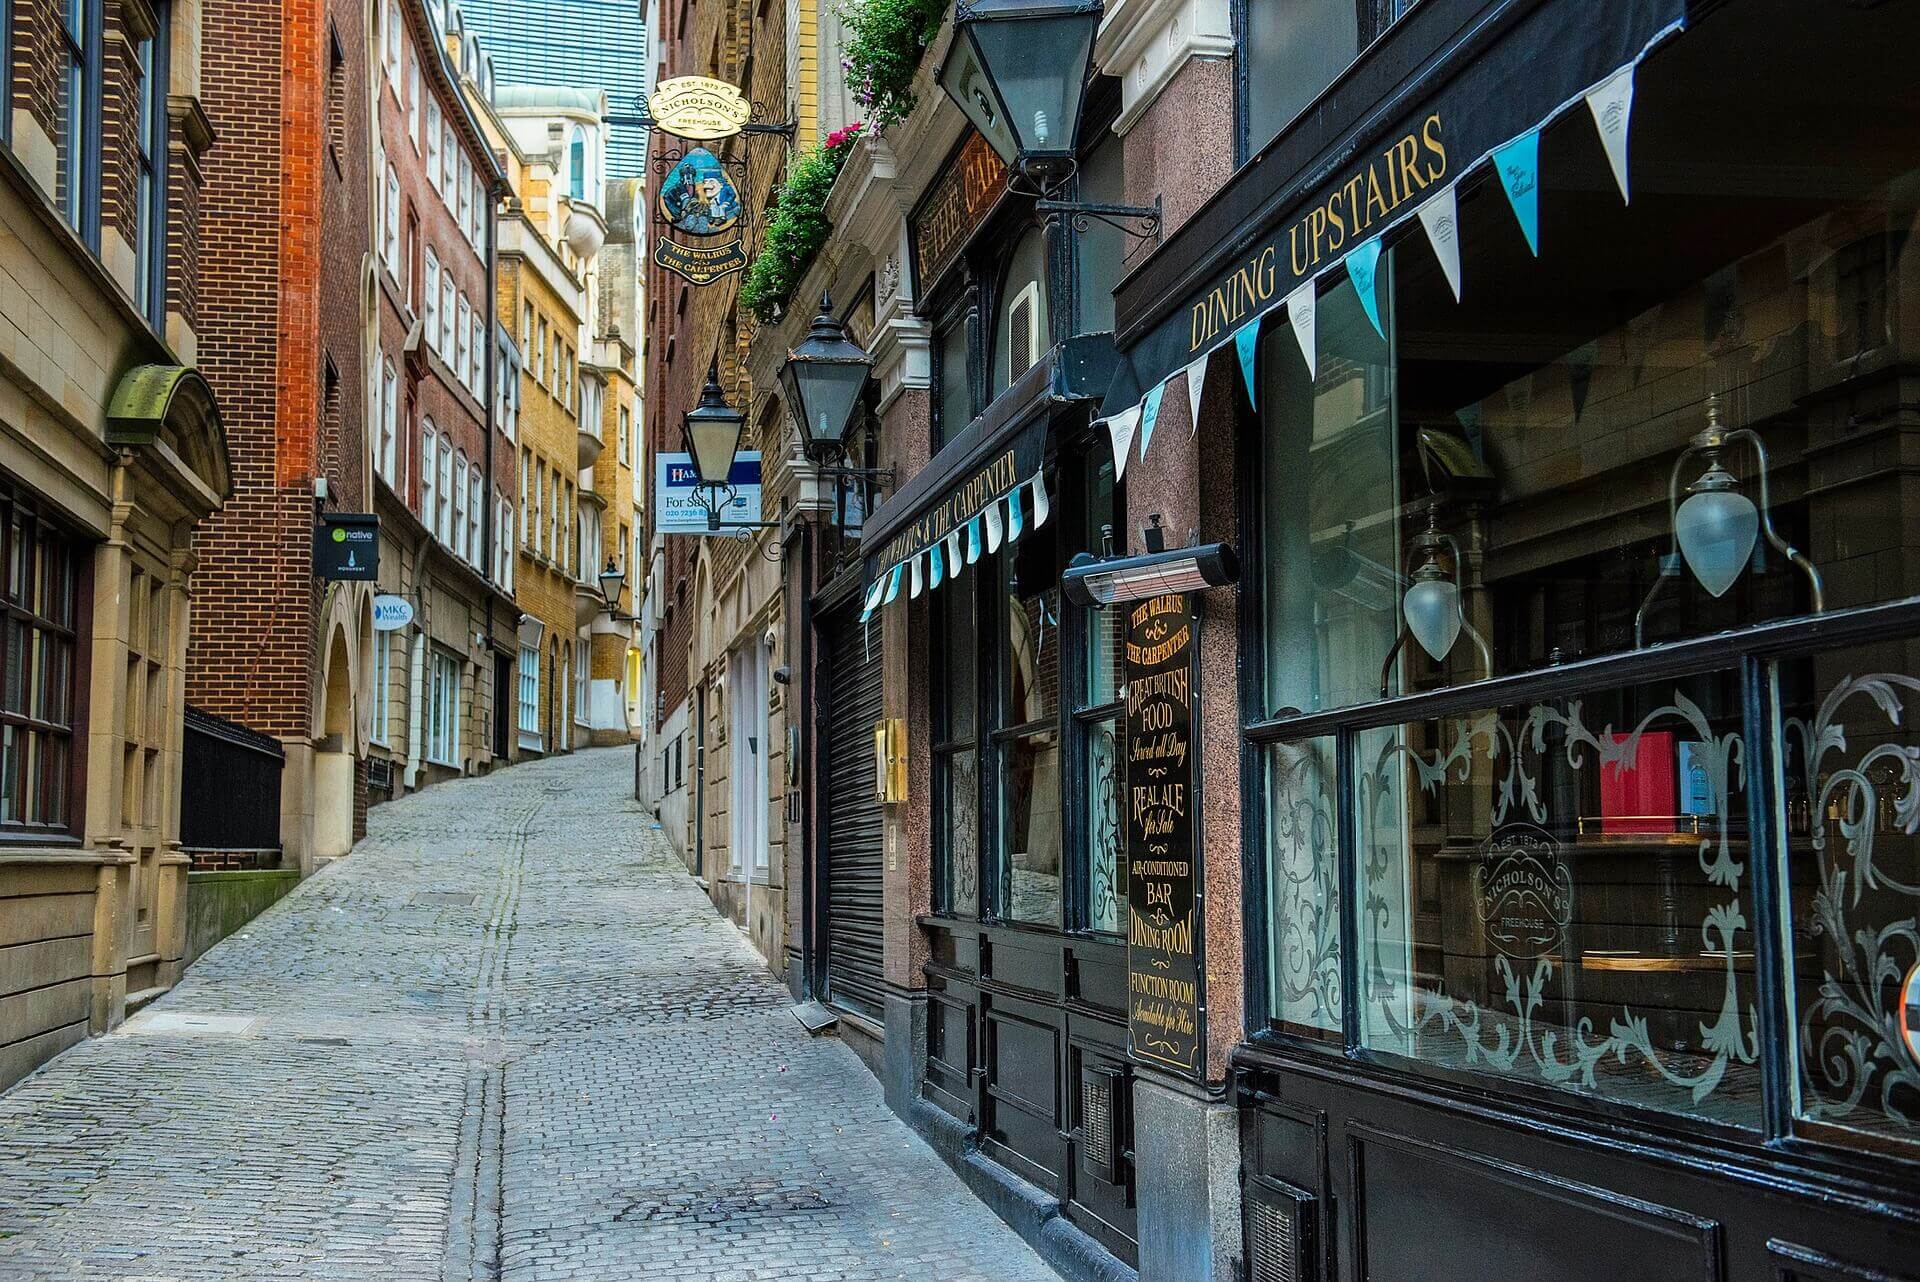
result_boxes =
[982,932,1059,994]
[1349,1124,1722,1282]
[987,1006,1059,1120]
[1770,1240,1920,1282]
[1068,942,1127,1015]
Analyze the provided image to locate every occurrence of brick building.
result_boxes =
[0,0,231,1084]
[360,0,518,804]
[187,0,376,866]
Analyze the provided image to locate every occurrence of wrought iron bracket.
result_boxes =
[1034,196,1161,241]
[811,464,897,487]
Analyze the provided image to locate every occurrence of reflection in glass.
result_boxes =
[1354,672,1760,1124]
[1267,738,1341,1037]
[1004,727,1061,925]
[1245,0,1357,155]
[1088,715,1123,933]
[946,747,980,919]
[1779,639,1920,1146]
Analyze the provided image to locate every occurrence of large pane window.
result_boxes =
[934,313,970,449]
[1079,455,1124,934]
[1265,737,1340,1038]
[1355,672,1760,1125]
[0,505,80,834]
[935,570,980,918]
[1074,136,1125,335]
[133,12,165,322]
[1244,0,1418,157]
[996,486,1063,926]
[57,0,92,234]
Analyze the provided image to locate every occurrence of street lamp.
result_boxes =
[937,0,1159,239]
[780,292,874,464]
[683,363,747,531]
[939,0,1101,191]
[598,556,627,613]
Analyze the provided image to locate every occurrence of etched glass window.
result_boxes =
[1266,737,1340,1038]
[934,570,979,919]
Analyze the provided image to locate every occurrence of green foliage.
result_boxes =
[839,0,948,131]
[740,125,864,324]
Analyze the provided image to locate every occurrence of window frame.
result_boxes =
[0,496,88,840]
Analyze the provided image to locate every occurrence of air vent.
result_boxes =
[1007,281,1040,384]
[1079,1063,1125,1185]
[1246,1176,1316,1282]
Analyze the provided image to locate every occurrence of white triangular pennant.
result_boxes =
[1285,278,1317,378]
[860,577,884,622]
[1030,475,1050,530]
[986,503,1004,552]
[1184,356,1208,437]
[1417,183,1463,302]
[1585,64,1636,203]
[946,529,965,579]
[909,552,924,599]
[1106,406,1140,482]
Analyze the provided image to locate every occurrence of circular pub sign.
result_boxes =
[647,76,752,141]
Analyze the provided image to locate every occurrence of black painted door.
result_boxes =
[824,606,885,1021]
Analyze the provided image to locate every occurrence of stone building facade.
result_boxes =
[0,0,231,1086]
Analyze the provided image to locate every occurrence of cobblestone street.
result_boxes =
[0,749,1056,1282]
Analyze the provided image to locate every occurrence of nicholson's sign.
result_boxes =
[1125,591,1203,1078]
[647,76,752,141]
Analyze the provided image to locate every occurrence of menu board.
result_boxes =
[1124,592,1202,1077]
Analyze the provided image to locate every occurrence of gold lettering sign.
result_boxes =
[912,132,1008,291]
[647,76,753,141]
[1186,112,1450,354]
[654,236,748,286]
[874,447,1018,571]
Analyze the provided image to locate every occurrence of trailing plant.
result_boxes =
[740,123,865,324]
[838,0,947,131]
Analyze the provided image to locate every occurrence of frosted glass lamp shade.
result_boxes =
[1404,575,1462,662]
[1676,477,1759,599]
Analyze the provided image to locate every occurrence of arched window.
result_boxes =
[991,225,1049,398]
[568,126,587,201]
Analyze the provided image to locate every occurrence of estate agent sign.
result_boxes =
[1124,591,1203,1077]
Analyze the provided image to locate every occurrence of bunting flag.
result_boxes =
[1030,474,1050,529]
[1345,237,1386,340]
[882,562,904,604]
[1184,356,1209,437]
[945,528,965,579]
[1493,128,1542,255]
[1417,183,1463,302]
[1007,484,1025,542]
[860,576,884,622]
[909,552,925,599]
[1106,404,1141,482]
[928,540,944,590]
[1285,278,1317,378]
[1234,318,1261,408]
[965,516,982,564]
[986,502,1004,552]
[1585,64,1636,203]
[1137,381,1166,461]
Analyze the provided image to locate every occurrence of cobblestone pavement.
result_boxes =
[0,748,1057,1282]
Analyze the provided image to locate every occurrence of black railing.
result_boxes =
[180,705,285,857]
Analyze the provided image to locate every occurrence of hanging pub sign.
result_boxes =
[314,513,378,581]
[910,129,1008,295]
[654,236,748,286]
[646,76,752,141]
[659,148,742,235]
[1124,591,1203,1078]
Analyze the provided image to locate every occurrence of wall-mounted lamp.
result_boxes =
[1634,392,1824,646]
[1380,505,1491,697]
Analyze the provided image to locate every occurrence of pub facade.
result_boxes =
[770,0,1920,1276]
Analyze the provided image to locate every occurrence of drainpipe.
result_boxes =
[481,183,501,750]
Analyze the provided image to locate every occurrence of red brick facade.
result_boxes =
[188,0,365,739]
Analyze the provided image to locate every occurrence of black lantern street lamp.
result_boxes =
[682,363,747,531]
[937,0,1159,238]
[598,556,627,612]
[939,0,1101,190]
[780,293,874,463]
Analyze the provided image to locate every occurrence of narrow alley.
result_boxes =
[0,749,1056,1282]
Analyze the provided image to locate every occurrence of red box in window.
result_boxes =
[1600,731,1677,834]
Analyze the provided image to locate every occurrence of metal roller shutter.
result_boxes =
[824,607,885,1022]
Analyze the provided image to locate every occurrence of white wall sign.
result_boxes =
[372,594,414,632]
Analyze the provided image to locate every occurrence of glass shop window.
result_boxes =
[1080,454,1125,934]
[934,312,971,450]
[1250,52,1920,1141]
[1244,0,1419,157]
[934,568,980,918]
[0,506,81,834]
[992,227,1050,400]
[996,490,1064,926]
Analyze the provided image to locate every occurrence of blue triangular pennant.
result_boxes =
[1345,237,1385,340]
[882,563,904,604]
[1234,318,1260,408]
[1138,381,1166,460]
[928,541,944,589]
[965,516,982,564]
[1493,129,1541,255]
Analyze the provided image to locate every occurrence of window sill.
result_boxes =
[0,844,130,867]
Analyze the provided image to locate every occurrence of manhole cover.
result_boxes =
[133,1012,259,1037]
[410,891,478,907]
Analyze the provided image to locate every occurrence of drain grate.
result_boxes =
[410,891,478,907]
[614,1179,834,1224]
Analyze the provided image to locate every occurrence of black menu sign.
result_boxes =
[1124,592,1202,1077]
